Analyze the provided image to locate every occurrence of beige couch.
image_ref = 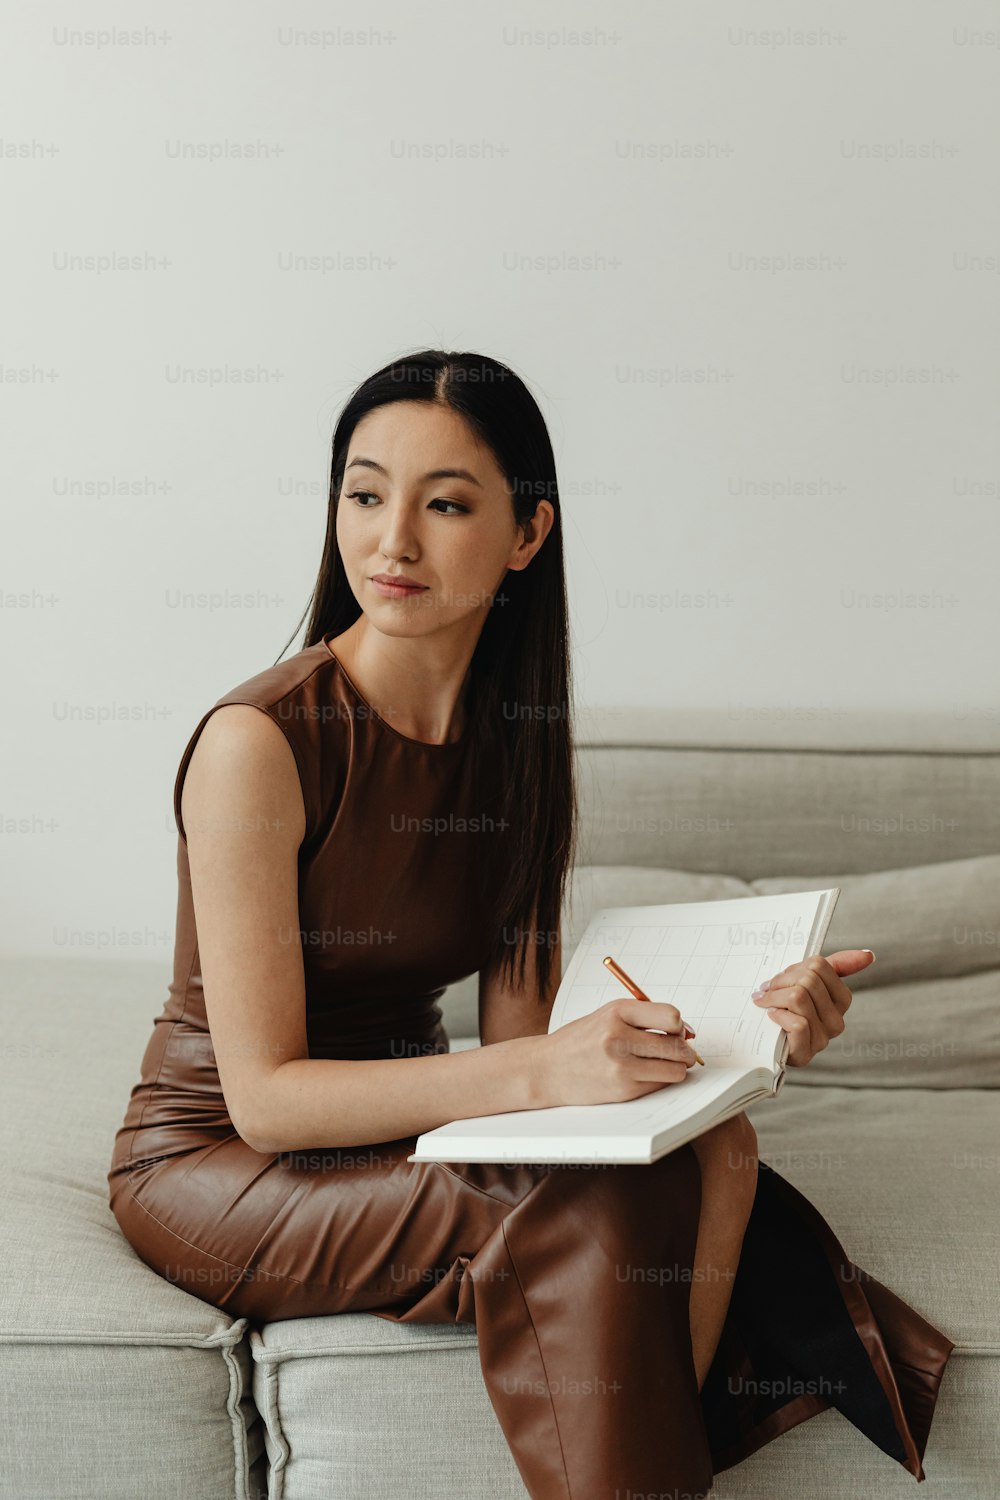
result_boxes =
[1,707,997,1498]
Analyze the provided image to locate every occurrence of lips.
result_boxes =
[371,574,428,592]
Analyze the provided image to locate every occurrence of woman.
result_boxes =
[108,349,954,1500]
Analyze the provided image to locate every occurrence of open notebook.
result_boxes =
[408,888,840,1165]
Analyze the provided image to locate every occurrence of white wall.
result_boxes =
[3,0,998,958]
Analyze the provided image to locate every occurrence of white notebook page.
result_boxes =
[550,890,839,1069]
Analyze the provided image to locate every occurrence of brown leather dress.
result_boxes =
[107,632,955,1499]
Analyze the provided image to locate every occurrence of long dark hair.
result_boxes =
[279,349,576,1006]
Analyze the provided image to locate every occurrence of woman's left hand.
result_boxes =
[751,950,875,1067]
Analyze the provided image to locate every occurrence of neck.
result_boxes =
[329,620,475,745]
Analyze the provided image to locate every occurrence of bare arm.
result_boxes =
[181,705,549,1154]
[478,917,561,1046]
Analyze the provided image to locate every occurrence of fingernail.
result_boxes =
[863,949,876,960]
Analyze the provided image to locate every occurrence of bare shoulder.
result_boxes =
[181,702,307,851]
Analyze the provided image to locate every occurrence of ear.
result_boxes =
[507,501,555,571]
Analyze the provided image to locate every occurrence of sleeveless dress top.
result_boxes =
[114,631,503,1165]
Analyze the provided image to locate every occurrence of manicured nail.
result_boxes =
[863,949,876,959]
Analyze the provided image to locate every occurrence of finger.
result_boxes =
[629,1031,699,1065]
[762,984,825,1057]
[761,955,852,1020]
[756,968,830,1055]
[821,949,876,980]
[762,962,847,1042]
[608,1022,696,1065]
[763,959,828,1005]
[762,1006,813,1066]
[631,1059,693,1088]
[615,998,686,1035]
[789,954,855,1014]
[606,1025,695,1065]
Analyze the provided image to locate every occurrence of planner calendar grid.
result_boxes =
[561,917,808,1063]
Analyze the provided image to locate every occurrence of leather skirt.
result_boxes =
[107,1120,954,1499]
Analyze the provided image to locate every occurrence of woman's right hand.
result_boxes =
[534,999,700,1108]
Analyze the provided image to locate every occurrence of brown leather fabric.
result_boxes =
[107,634,955,1497]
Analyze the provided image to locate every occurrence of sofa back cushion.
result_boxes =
[443,716,1000,1087]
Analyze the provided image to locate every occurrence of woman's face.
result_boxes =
[336,400,553,643]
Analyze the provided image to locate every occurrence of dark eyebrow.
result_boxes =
[345,456,483,489]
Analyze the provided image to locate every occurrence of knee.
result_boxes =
[692,1110,757,1166]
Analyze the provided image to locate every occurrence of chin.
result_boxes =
[359,608,442,639]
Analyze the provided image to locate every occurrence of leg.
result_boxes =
[110,1131,716,1500]
[699,1153,956,1484]
[687,1111,759,1391]
[383,1144,715,1500]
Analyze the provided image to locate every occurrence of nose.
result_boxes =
[378,498,419,563]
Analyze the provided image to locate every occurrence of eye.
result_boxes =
[429,498,470,515]
[345,490,469,516]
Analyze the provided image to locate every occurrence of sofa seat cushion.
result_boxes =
[250,1318,518,1500]
[0,956,265,1500]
